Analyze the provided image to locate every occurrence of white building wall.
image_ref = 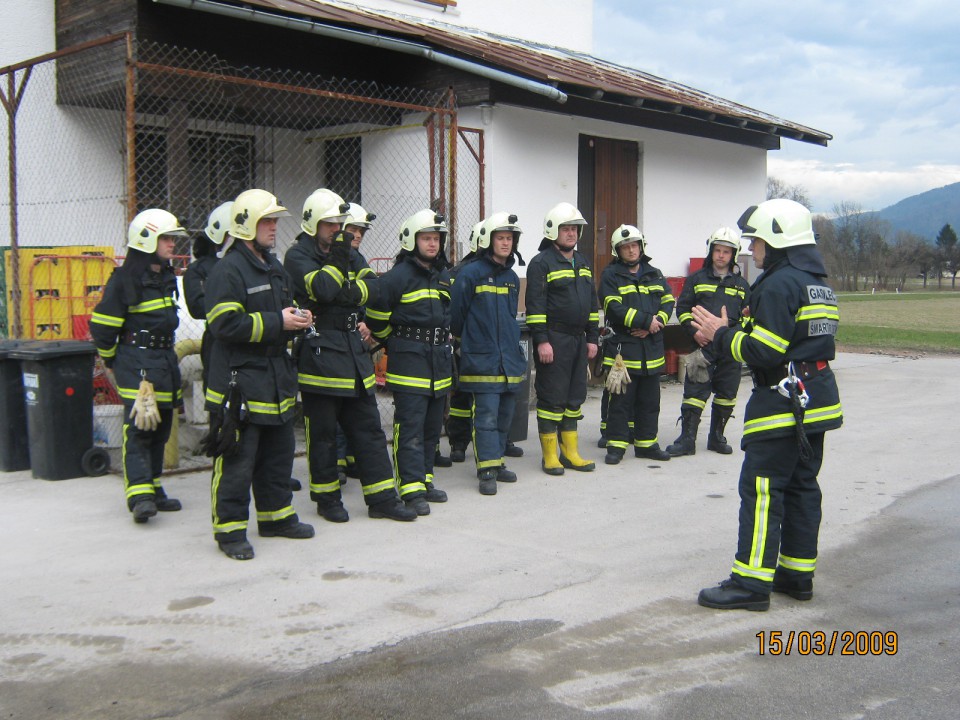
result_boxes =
[343,0,594,53]
[0,0,54,67]
[0,3,127,250]
[480,104,766,278]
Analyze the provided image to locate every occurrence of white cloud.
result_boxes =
[593,0,960,212]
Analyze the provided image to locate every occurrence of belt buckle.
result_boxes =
[346,313,359,333]
[135,329,150,349]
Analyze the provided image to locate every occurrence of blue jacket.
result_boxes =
[450,253,525,393]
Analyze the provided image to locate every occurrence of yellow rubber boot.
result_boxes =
[539,433,565,476]
[559,430,596,472]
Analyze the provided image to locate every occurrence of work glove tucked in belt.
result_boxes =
[129,371,161,431]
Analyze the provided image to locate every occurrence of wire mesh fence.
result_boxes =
[2,35,484,473]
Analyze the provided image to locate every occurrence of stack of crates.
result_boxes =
[3,246,116,340]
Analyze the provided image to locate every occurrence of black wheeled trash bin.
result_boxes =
[508,318,533,443]
[0,340,31,472]
[10,340,110,479]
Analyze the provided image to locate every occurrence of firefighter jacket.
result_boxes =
[598,258,676,376]
[713,250,842,446]
[284,233,378,397]
[203,241,299,426]
[182,255,218,320]
[450,253,525,393]
[366,253,453,398]
[90,263,182,408]
[525,244,600,346]
[675,263,750,339]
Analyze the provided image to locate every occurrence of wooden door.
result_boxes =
[578,135,639,278]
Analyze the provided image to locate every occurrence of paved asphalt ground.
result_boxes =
[1,352,958,719]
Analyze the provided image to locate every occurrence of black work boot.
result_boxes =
[707,408,734,454]
[154,487,182,512]
[666,410,701,457]
[478,469,497,496]
[289,477,303,491]
[635,443,671,461]
[219,538,255,560]
[317,497,349,523]
[424,483,448,502]
[368,498,417,521]
[773,573,814,601]
[405,497,431,516]
[434,447,453,468]
[497,465,517,483]
[132,498,157,524]
[597,434,607,449]
[504,442,523,457]
[449,444,467,463]
[698,578,770,611]
[260,521,315,539]
[604,447,624,465]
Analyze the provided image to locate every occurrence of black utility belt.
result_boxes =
[121,330,174,349]
[547,322,586,337]
[393,324,449,345]
[753,361,830,387]
[313,312,360,332]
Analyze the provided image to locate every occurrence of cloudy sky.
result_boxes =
[593,0,960,213]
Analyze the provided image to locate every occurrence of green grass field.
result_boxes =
[836,291,960,354]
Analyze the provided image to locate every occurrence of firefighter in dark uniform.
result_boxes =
[598,225,675,464]
[366,210,452,516]
[667,227,751,457]
[446,220,481,463]
[334,202,377,479]
[182,202,230,391]
[284,189,415,524]
[524,202,600,475]
[450,212,527,495]
[694,199,842,610]
[91,209,186,523]
[204,189,315,560]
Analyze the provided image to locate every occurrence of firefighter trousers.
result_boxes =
[121,403,174,510]
[211,421,300,544]
[606,373,661,450]
[680,356,740,415]
[534,330,587,433]
[472,391,517,472]
[302,392,396,507]
[446,388,473,450]
[732,432,825,593]
[392,392,445,500]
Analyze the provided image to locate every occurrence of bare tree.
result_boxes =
[766,177,811,208]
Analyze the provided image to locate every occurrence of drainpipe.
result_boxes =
[153,0,567,104]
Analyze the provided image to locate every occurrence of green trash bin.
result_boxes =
[0,340,31,471]
[508,318,532,443]
[10,340,109,479]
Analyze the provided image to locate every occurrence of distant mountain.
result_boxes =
[867,182,960,242]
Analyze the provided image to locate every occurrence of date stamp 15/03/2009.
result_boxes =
[756,630,898,656]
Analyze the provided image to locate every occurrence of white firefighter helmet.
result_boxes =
[344,202,376,230]
[543,202,587,242]
[301,188,350,236]
[707,226,741,252]
[610,224,645,257]
[230,189,290,242]
[127,208,187,254]
[204,202,234,245]
[467,220,485,253]
[399,209,447,252]
[477,212,522,250]
[737,199,815,249]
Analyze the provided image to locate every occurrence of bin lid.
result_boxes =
[9,340,97,360]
